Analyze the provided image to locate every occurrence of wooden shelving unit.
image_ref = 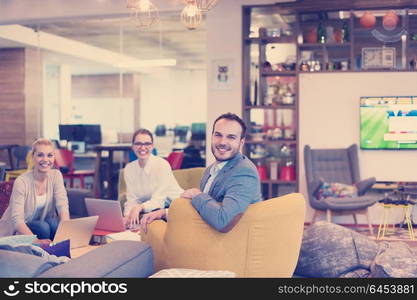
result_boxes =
[243,2,417,199]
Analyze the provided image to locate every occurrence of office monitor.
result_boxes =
[58,124,102,145]
[83,124,102,144]
[59,125,75,141]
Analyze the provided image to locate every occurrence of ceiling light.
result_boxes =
[129,0,159,29]
[194,0,219,13]
[127,0,218,30]
[181,0,203,30]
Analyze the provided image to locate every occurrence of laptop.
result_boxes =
[53,216,99,249]
[84,198,127,232]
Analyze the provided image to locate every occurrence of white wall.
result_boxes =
[299,72,417,224]
[139,68,207,132]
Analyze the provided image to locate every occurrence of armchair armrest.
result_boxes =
[356,177,376,196]
[309,178,324,197]
[140,220,168,272]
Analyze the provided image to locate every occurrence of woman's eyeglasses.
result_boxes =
[133,142,153,147]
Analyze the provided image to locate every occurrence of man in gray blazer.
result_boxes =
[140,113,262,233]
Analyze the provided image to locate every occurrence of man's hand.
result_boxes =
[140,209,166,234]
[181,188,202,199]
[125,203,143,229]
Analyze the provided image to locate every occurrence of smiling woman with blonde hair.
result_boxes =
[0,138,69,244]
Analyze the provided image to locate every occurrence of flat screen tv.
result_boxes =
[360,96,417,149]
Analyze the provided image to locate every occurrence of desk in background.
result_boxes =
[0,144,19,169]
[92,143,132,199]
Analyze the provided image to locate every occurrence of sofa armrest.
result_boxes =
[38,241,154,278]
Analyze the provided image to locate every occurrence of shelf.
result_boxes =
[244,37,260,43]
[245,104,296,110]
[298,69,414,73]
[260,36,297,44]
[261,70,297,76]
[298,42,351,48]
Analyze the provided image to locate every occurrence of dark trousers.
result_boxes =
[27,217,59,240]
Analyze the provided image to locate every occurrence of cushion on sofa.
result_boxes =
[149,268,235,278]
[0,181,13,218]
[38,240,154,278]
[294,221,380,278]
[0,249,55,278]
[0,234,36,246]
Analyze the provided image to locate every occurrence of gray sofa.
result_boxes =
[0,189,154,278]
[0,240,154,278]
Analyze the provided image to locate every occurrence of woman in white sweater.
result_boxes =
[0,138,69,243]
[124,129,183,229]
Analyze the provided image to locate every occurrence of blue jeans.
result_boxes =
[27,218,59,240]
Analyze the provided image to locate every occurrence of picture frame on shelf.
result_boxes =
[361,47,396,70]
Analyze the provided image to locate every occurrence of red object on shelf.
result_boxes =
[305,27,317,43]
[256,165,268,180]
[360,11,376,29]
[383,10,399,31]
[280,165,295,181]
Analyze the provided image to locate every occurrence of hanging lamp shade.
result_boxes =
[195,0,219,12]
[130,0,159,29]
[126,0,139,9]
[181,1,203,30]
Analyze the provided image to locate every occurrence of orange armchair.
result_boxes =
[141,193,306,277]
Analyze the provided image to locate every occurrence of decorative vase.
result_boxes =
[383,10,399,31]
[305,28,317,43]
[359,11,376,29]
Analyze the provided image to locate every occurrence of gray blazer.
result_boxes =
[191,152,262,232]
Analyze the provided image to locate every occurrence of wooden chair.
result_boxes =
[5,148,33,181]
[54,149,95,189]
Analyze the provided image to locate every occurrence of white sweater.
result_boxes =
[123,155,183,216]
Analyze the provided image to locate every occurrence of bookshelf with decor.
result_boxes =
[243,6,298,199]
[242,2,417,200]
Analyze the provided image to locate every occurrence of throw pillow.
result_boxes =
[38,239,71,258]
[0,180,13,218]
[0,234,36,246]
[149,268,236,278]
[294,221,380,278]
[371,242,417,277]
[315,182,358,200]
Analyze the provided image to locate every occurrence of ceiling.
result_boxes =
[1,10,208,74]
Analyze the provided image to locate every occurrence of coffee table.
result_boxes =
[377,200,416,240]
